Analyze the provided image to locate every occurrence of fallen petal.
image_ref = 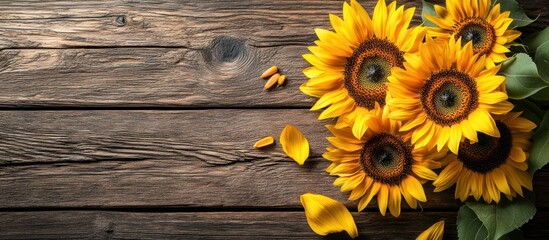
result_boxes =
[253,136,275,148]
[300,193,358,238]
[280,124,309,165]
[416,220,444,240]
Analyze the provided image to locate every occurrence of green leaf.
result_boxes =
[529,111,549,173]
[501,53,548,99]
[457,205,489,240]
[495,0,534,28]
[510,99,543,126]
[527,28,549,80]
[524,27,549,55]
[421,1,437,27]
[499,229,525,240]
[534,43,549,80]
[529,87,549,101]
[465,195,536,240]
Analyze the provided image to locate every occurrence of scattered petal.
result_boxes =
[280,124,310,165]
[253,136,275,148]
[300,193,358,238]
[416,220,444,240]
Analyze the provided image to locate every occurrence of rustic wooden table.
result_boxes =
[0,0,547,239]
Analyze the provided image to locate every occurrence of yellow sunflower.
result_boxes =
[300,0,425,139]
[425,0,520,67]
[433,112,536,203]
[324,104,446,217]
[386,36,513,155]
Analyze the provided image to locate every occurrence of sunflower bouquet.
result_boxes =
[255,0,547,239]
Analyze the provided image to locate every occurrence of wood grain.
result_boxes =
[1,0,547,238]
[0,47,315,108]
[0,0,544,108]
[0,0,416,49]
[0,0,544,49]
[0,110,547,209]
[0,211,547,239]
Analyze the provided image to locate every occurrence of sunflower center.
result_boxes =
[453,17,496,56]
[345,38,404,109]
[421,69,479,126]
[439,89,457,108]
[359,133,412,185]
[458,121,512,173]
[365,64,385,83]
[463,29,482,44]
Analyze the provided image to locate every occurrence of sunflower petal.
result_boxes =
[300,193,359,238]
[378,184,389,216]
[433,160,462,192]
[280,124,310,165]
[416,220,445,240]
[469,110,500,137]
[403,176,427,202]
[253,136,275,148]
[372,0,387,38]
[358,182,381,211]
[400,183,417,209]
[412,165,438,180]
[491,168,511,195]
[388,185,402,217]
[352,107,371,139]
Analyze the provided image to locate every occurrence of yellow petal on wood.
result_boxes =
[300,193,359,238]
[260,65,278,78]
[280,124,309,165]
[253,136,275,148]
[416,220,444,240]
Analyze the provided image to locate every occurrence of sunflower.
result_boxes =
[425,0,520,68]
[300,0,425,139]
[386,36,513,155]
[433,112,536,203]
[324,104,446,217]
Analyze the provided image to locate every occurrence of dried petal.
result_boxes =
[280,124,309,164]
[264,73,281,90]
[260,65,278,78]
[253,136,275,148]
[300,193,358,238]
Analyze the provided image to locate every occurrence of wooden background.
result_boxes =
[0,0,547,239]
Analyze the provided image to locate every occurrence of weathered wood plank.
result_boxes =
[0,0,342,48]
[0,0,544,108]
[0,110,547,209]
[0,0,544,49]
[0,211,547,239]
[1,157,547,209]
[0,47,315,108]
[0,110,328,165]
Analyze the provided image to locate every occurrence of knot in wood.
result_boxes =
[202,36,256,74]
[116,15,127,26]
[211,37,246,62]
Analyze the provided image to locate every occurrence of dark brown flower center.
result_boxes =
[453,17,496,56]
[359,133,412,185]
[458,121,512,173]
[421,69,479,126]
[345,38,404,109]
